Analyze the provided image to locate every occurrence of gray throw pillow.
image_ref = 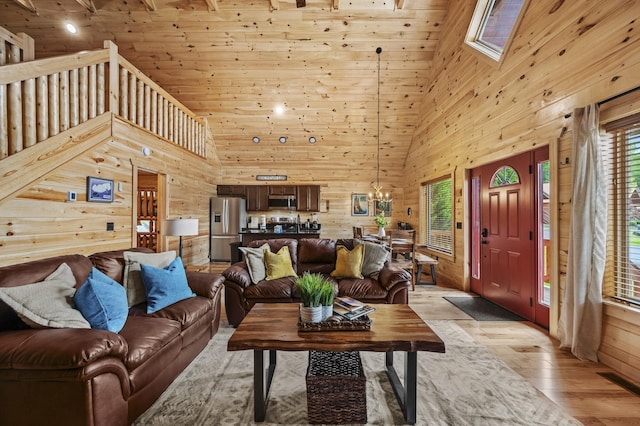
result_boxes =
[0,263,90,329]
[123,251,176,307]
[355,240,390,280]
[239,243,270,284]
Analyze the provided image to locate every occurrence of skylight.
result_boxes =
[465,0,529,65]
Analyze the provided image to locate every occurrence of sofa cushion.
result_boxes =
[0,263,90,329]
[264,246,297,280]
[74,267,128,333]
[298,238,336,274]
[245,278,294,300]
[330,245,364,279]
[337,278,388,300]
[355,240,391,280]
[89,247,154,284]
[141,257,195,314]
[118,316,181,371]
[146,295,213,330]
[239,243,269,284]
[123,251,176,307]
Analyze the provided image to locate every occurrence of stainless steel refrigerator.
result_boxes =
[209,197,246,261]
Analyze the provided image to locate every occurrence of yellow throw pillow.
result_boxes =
[264,246,297,280]
[330,244,364,279]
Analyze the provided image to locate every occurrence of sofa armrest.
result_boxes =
[0,328,128,370]
[377,264,412,292]
[186,271,224,299]
[222,262,252,290]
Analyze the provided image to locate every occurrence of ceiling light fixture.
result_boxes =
[65,22,78,34]
[275,105,284,115]
[309,136,316,144]
[368,47,392,206]
[252,136,260,143]
[279,136,287,143]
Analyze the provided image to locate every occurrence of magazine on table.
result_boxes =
[334,296,367,312]
[333,302,375,320]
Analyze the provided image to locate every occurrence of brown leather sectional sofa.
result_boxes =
[0,247,224,426]
[223,238,411,327]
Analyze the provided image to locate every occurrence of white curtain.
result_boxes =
[558,104,606,362]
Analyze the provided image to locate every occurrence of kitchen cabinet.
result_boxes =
[217,185,246,196]
[296,185,321,212]
[245,186,269,211]
[269,185,296,195]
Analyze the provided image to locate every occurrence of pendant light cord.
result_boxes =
[376,47,382,189]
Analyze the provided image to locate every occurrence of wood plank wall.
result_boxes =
[0,114,220,267]
[404,0,640,381]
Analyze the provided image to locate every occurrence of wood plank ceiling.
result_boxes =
[0,0,449,178]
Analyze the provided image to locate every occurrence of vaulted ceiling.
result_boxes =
[0,0,449,178]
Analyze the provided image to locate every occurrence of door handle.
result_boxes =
[481,227,488,237]
[481,240,489,245]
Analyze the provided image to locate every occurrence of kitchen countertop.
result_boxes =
[240,229,320,235]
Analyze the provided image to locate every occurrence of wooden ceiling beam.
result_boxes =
[140,0,157,12]
[12,0,37,14]
[204,0,218,11]
[75,0,97,13]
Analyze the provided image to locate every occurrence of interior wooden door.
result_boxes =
[479,152,534,320]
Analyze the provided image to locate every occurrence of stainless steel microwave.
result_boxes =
[268,195,297,210]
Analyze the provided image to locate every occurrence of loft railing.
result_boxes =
[0,27,34,65]
[0,40,207,160]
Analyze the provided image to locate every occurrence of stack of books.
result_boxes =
[333,296,376,320]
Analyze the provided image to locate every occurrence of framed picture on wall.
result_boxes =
[374,200,391,216]
[87,176,114,203]
[351,194,369,216]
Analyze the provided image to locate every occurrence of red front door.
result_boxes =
[471,152,535,320]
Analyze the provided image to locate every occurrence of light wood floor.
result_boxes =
[200,262,640,425]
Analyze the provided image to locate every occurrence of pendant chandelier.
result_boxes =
[368,47,392,205]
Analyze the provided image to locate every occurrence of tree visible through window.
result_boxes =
[421,176,453,255]
[490,165,520,187]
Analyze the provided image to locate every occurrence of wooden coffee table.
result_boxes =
[227,303,445,424]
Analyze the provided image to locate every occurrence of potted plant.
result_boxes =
[374,212,389,237]
[294,272,326,323]
[319,281,336,320]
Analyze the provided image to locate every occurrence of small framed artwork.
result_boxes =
[351,194,369,216]
[87,176,114,203]
[374,200,392,216]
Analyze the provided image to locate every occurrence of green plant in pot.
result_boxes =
[374,212,389,237]
[295,272,327,323]
[319,281,336,320]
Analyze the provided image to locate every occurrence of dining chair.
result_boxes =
[388,229,416,290]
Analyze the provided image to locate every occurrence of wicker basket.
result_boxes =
[306,351,367,424]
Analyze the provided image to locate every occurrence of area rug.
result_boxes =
[443,297,527,321]
[134,321,581,426]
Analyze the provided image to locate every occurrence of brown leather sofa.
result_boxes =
[223,238,411,327]
[0,247,224,426]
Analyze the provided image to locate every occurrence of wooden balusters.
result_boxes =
[23,77,36,148]
[36,75,47,142]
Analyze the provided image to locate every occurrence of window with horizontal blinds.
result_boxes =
[421,176,453,255]
[603,114,640,306]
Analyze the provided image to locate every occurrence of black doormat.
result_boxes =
[443,297,527,321]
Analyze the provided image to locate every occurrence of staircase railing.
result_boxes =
[0,40,206,160]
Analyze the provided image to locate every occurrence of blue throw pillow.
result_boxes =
[140,257,195,314]
[74,267,128,333]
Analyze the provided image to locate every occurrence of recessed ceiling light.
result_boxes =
[279,136,287,143]
[65,22,78,34]
[309,137,316,144]
[275,105,284,115]
[252,136,260,143]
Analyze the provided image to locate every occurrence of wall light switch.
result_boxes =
[68,191,77,202]
[118,182,123,192]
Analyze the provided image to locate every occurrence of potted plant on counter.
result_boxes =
[374,212,389,237]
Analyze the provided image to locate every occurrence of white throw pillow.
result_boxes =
[239,243,269,284]
[0,263,90,329]
[123,251,176,307]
